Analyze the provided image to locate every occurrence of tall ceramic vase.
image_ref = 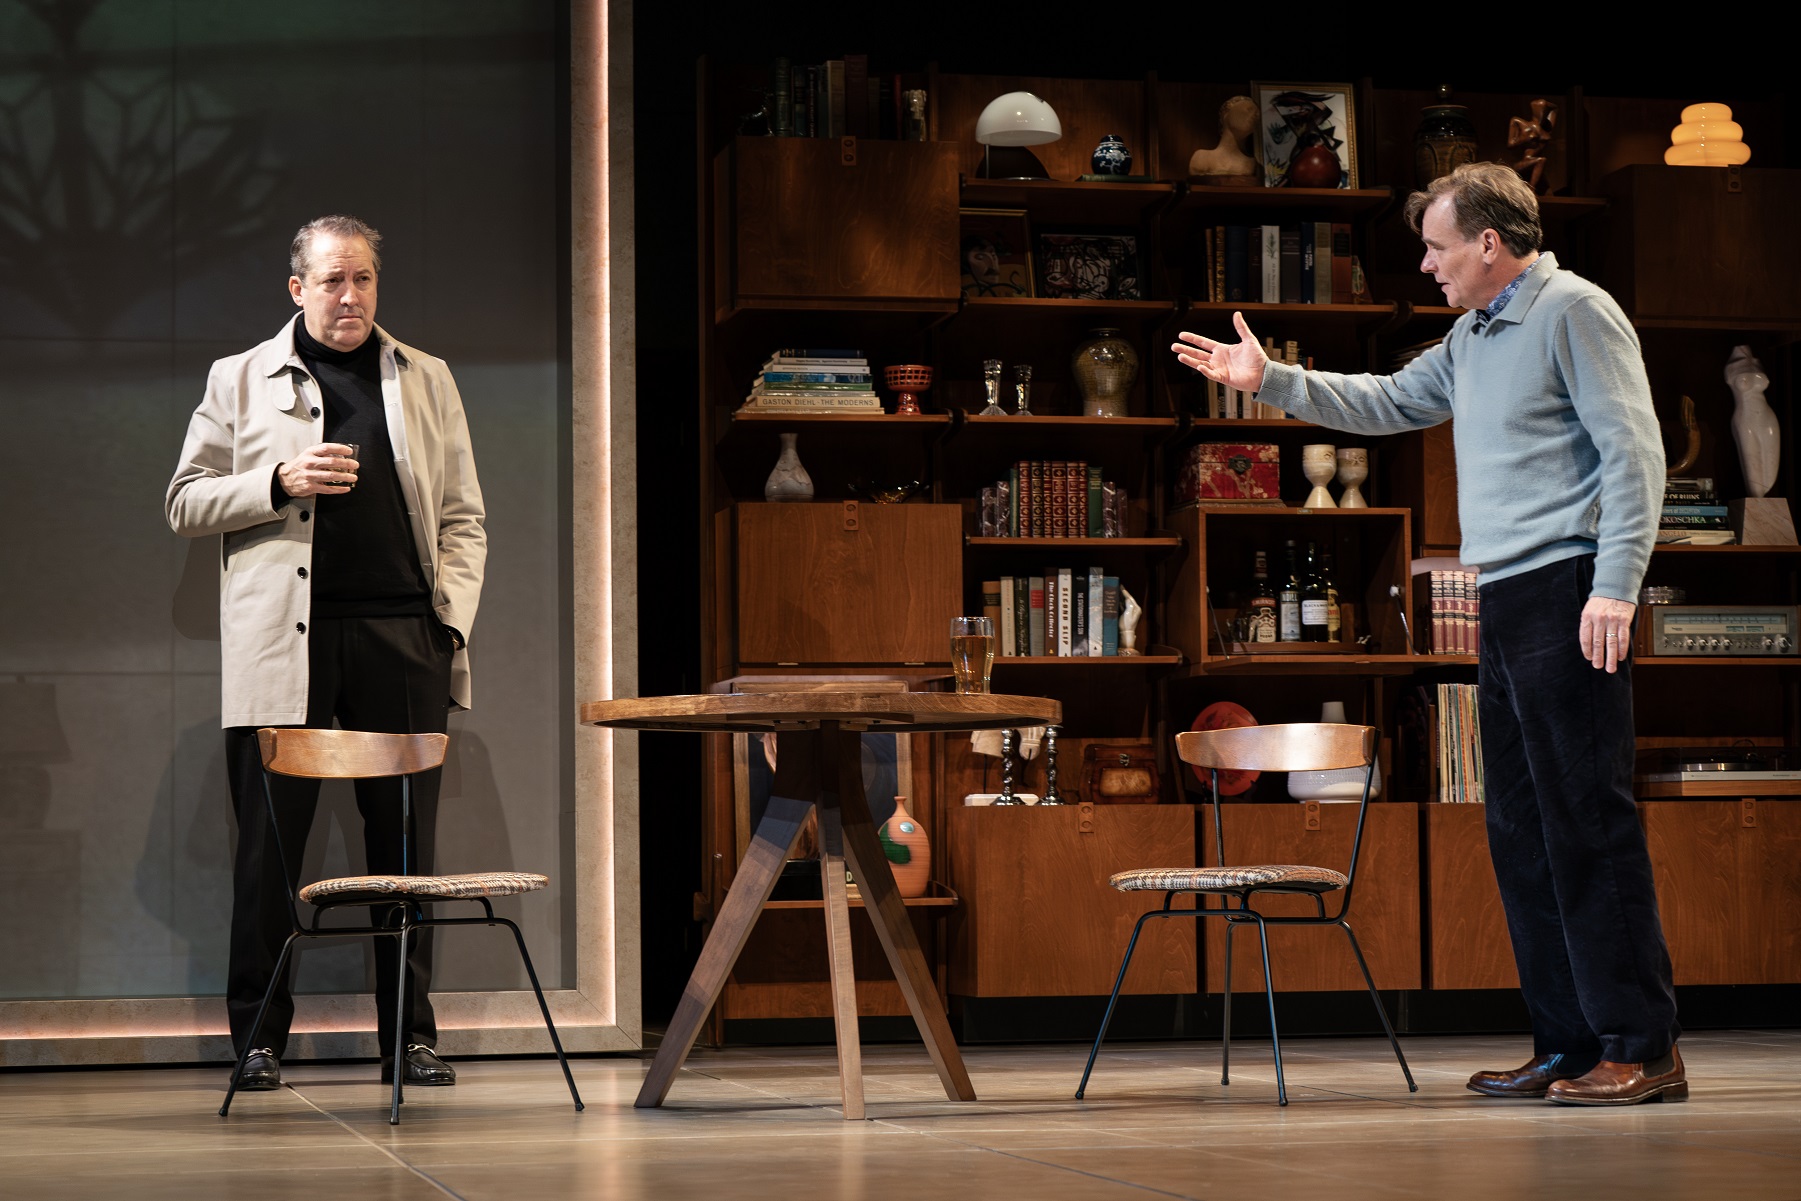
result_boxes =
[882,796,931,898]
[763,432,814,501]
[1726,345,1780,498]
[1073,328,1139,418]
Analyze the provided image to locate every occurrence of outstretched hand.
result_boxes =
[1171,311,1270,394]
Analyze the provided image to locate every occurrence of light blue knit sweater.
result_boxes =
[1256,253,1663,601]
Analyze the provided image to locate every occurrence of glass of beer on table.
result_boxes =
[950,616,995,695]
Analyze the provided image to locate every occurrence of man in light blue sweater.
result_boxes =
[1173,162,1683,1106]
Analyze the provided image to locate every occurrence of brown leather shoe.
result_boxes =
[1546,1046,1687,1106]
[1467,1053,1588,1098]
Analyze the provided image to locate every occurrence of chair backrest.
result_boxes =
[258,728,448,779]
[1175,722,1379,917]
[1175,722,1376,774]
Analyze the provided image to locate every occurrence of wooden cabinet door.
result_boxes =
[947,804,1197,998]
[727,137,960,303]
[1644,798,1801,985]
[735,502,961,665]
[1422,803,1518,990]
[1201,803,1421,992]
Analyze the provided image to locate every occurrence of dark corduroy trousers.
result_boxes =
[1478,553,1680,1067]
[224,614,453,1059]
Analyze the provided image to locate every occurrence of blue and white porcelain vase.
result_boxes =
[1091,134,1132,176]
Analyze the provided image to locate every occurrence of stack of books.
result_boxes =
[977,461,1125,538]
[1200,223,1353,305]
[741,348,880,412]
[1657,476,1735,545]
[1427,568,1480,655]
[987,570,1122,657]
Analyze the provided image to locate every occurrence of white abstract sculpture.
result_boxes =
[1726,345,1779,499]
[1118,586,1143,655]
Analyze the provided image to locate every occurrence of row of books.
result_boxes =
[741,348,880,412]
[983,571,1123,657]
[1201,223,1354,305]
[1656,475,1735,545]
[770,57,914,140]
[1435,682,1485,803]
[978,462,1127,538]
[1204,338,1308,419]
[1426,569,1481,655]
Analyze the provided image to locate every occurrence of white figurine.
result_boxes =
[1726,345,1779,499]
[1118,586,1143,655]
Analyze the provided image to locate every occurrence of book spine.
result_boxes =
[1028,576,1046,656]
[1331,223,1353,303]
[1049,462,1069,538]
[823,60,845,138]
[1102,576,1120,656]
[1204,227,1217,302]
[759,371,872,385]
[1225,225,1250,303]
[1215,224,1228,303]
[1313,221,1333,304]
[842,54,867,138]
[804,65,818,137]
[1030,461,1046,536]
[772,58,793,136]
[1660,504,1730,516]
[999,575,1016,656]
[1659,513,1732,527]
[1043,569,1058,655]
[1057,568,1073,657]
[1087,466,1102,536]
[1299,221,1315,304]
[982,579,1002,645]
[1279,225,1302,304]
[1430,570,1446,654]
[1072,569,1089,656]
[1008,463,1021,537]
[1087,567,1104,656]
[1261,224,1281,303]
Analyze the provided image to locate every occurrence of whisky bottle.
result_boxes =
[1323,550,1341,642]
[1250,549,1277,644]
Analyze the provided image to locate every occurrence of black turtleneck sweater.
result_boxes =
[287,317,433,618]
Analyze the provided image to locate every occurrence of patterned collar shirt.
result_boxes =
[1473,256,1541,331]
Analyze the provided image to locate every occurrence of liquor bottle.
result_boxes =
[1323,550,1342,642]
[1300,541,1329,642]
[1278,539,1301,642]
[1249,549,1277,643]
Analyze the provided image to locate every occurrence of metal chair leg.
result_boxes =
[219,932,300,1117]
[1220,917,1236,1085]
[1339,919,1417,1092]
[390,926,409,1126]
[1252,913,1286,1106]
[1075,906,1161,1099]
[498,915,585,1110]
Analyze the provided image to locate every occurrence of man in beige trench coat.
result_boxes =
[167,215,485,1092]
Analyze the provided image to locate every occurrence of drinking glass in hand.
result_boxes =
[333,442,360,490]
[951,617,995,695]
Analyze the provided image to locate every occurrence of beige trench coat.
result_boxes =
[166,321,486,727]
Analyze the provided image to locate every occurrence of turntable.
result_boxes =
[1634,745,1801,797]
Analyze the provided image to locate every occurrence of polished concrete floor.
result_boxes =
[2,1030,1798,1200]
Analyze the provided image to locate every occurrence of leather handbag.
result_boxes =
[1083,742,1161,804]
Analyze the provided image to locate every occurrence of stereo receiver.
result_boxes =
[1635,605,1800,657]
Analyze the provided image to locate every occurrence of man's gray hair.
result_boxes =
[290,215,383,281]
[1404,162,1542,258]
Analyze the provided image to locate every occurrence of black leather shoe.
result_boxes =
[381,1043,456,1086]
[1467,1052,1587,1098]
[235,1048,281,1091]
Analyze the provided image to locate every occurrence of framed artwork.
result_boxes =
[729,677,916,866]
[1251,82,1359,189]
[1036,231,1143,301]
[959,207,1034,299]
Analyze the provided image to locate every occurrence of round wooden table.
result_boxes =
[582,691,1061,1119]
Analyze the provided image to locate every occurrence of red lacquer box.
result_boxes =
[1177,443,1281,503]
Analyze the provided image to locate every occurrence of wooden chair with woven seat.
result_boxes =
[1075,722,1417,1106]
[218,728,584,1125]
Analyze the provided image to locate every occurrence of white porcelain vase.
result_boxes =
[763,432,814,502]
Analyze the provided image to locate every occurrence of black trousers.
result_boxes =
[1478,554,1680,1067]
[224,613,454,1059]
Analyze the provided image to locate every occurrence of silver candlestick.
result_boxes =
[994,728,1024,803]
[1013,364,1034,416]
[1039,725,1065,804]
